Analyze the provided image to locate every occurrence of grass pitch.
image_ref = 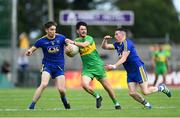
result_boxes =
[0,87,179,117]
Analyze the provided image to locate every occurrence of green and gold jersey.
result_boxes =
[153,51,167,68]
[75,35,104,70]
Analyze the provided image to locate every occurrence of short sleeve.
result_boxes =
[123,40,132,51]
[60,34,66,44]
[113,42,118,49]
[34,39,42,48]
[85,36,93,44]
[57,34,66,44]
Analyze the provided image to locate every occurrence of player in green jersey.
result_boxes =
[67,21,121,109]
[152,44,169,86]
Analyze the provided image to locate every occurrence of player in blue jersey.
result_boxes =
[101,28,171,109]
[26,21,72,110]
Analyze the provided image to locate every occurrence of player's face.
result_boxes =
[46,25,56,38]
[114,31,125,42]
[77,25,87,38]
[159,45,163,51]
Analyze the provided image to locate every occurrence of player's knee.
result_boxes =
[59,89,66,95]
[82,84,88,89]
[81,81,88,88]
[129,91,137,97]
[57,87,66,93]
[141,90,149,95]
[40,83,48,88]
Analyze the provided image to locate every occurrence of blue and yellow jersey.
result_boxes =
[34,34,66,68]
[113,38,144,73]
[75,35,104,69]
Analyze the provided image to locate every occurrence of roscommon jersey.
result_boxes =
[113,38,144,73]
[34,34,66,69]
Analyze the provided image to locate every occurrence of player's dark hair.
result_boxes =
[76,21,87,30]
[115,27,127,33]
[44,21,57,29]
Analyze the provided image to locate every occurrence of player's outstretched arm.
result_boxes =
[67,40,90,48]
[65,38,74,44]
[74,41,90,48]
[25,46,37,56]
[101,35,115,50]
[114,51,130,67]
[105,51,130,70]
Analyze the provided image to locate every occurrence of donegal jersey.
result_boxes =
[34,34,66,69]
[75,35,106,79]
[153,51,167,68]
[153,51,167,75]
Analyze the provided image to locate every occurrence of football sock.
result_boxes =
[112,98,119,105]
[93,92,100,98]
[61,96,68,105]
[141,99,151,107]
[141,99,148,105]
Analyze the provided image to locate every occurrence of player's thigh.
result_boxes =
[128,82,138,93]
[99,78,113,91]
[55,75,65,89]
[155,67,166,75]
[81,75,92,85]
[139,81,149,93]
[40,71,51,86]
[161,67,167,75]
[99,78,110,87]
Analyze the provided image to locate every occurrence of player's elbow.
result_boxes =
[101,45,108,49]
[81,45,87,48]
[101,45,106,49]
[81,43,89,48]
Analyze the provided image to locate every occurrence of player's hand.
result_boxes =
[104,64,116,71]
[66,39,75,44]
[65,45,73,53]
[104,35,112,40]
[25,50,32,56]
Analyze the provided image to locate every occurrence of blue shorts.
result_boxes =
[41,64,64,79]
[127,65,148,84]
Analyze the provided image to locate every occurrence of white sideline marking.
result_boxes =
[0,106,177,112]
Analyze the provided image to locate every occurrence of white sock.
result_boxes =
[96,95,100,99]
[145,102,151,107]
[115,103,120,106]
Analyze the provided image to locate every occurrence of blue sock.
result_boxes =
[61,96,68,105]
[61,96,71,109]
[29,102,36,109]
